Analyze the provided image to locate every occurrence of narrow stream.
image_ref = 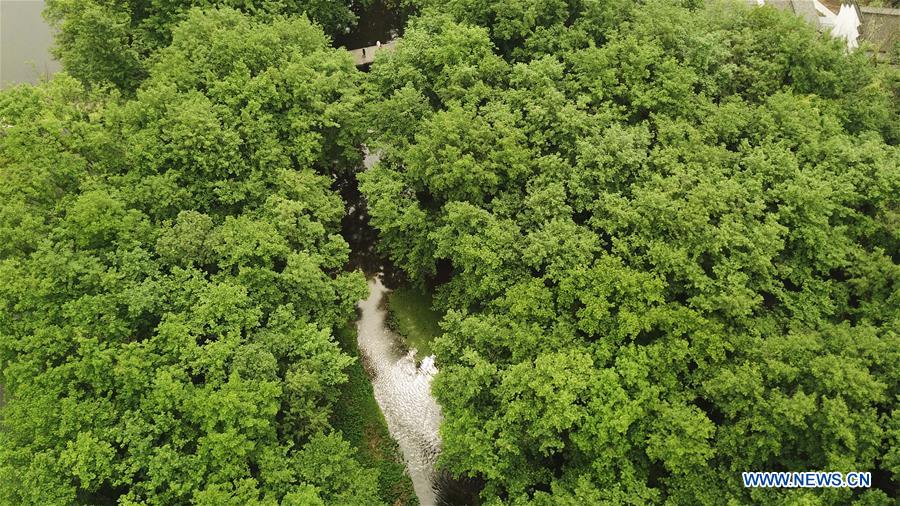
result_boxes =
[357,276,443,506]
[339,147,446,505]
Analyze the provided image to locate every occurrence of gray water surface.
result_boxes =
[1,0,59,88]
[357,276,443,506]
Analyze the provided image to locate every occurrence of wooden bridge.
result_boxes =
[348,40,398,66]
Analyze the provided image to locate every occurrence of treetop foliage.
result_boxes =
[2,0,898,504]
[360,0,900,503]
[44,0,370,91]
[0,10,383,504]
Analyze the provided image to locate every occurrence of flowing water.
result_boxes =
[357,276,443,506]
[342,148,481,505]
[341,150,447,504]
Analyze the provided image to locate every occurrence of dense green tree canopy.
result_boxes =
[45,0,370,91]
[3,0,899,504]
[361,1,899,503]
[0,10,383,504]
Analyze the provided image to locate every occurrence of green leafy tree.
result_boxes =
[362,1,899,503]
[45,0,369,91]
[0,9,383,504]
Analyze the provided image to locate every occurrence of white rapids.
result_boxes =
[356,276,443,506]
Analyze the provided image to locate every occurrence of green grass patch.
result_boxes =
[386,286,443,360]
[331,324,418,506]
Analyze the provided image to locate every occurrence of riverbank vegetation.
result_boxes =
[331,324,419,505]
[1,0,898,504]
[386,287,444,359]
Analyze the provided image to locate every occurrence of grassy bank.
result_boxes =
[331,324,418,505]
[386,286,443,360]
